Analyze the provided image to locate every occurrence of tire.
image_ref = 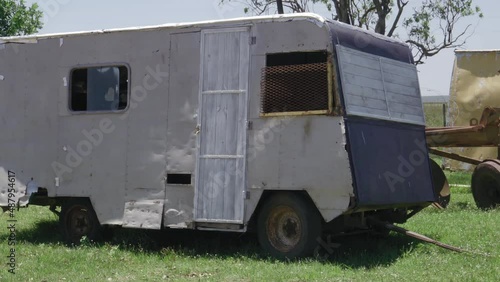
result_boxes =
[257,193,322,259]
[60,198,103,244]
[471,161,500,210]
[429,159,451,209]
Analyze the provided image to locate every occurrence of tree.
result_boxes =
[220,0,483,65]
[0,0,43,37]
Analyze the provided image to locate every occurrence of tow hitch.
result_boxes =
[368,218,463,253]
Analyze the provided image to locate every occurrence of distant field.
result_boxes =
[0,105,497,281]
[424,102,470,184]
[424,103,447,128]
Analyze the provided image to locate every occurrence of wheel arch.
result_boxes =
[246,190,324,231]
[59,197,104,244]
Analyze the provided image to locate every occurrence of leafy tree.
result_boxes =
[0,0,43,37]
[220,0,483,64]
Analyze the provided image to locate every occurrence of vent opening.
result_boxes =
[167,174,192,185]
[261,51,329,115]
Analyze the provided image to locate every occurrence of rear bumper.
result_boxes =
[344,117,436,209]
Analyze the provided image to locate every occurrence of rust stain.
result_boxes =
[426,107,500,148]
[304,118,311,138]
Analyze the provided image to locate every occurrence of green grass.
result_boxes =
[0,106,497,281]
[424,104,447,128]
[1,180,499,281]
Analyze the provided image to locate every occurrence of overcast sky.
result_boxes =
[25,0,500,97]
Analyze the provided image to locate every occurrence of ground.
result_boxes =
[0,105,498,281]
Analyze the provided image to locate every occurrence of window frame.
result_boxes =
[68,63,131,114]
[259,51,335,118]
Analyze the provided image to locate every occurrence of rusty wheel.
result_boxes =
[60,199,102,244]
[472,161,500,210]
[257,193,321,259]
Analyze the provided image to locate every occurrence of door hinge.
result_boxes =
[249,36,256,45]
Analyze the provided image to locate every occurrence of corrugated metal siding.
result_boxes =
[337,45,425,126]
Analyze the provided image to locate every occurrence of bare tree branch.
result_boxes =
[387,0,408,37]
[222,0,482,64]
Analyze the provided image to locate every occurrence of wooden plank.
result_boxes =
[203,34,218,91]
[234,157,245,220]
[382,71,420,89]
[384,82,419,97]
[388,101,424,116]
[345,94,388,112]
[200,94,215,155]
[197,158,211,219]
[343,84,386,101]
[223,159,237,220]
[343,73,385,92]
[390,111,425,124]
[340,63,383,80]
[386,92,422,107]
[224,32,240,91]
[346,105,390,119]
[234,30,248,222]
[219,34,229,91]
[381,60,418,78]
[339,48,381,71]
[238,31,249,92]
[224,93,239,155]
[260,110,329,117]
[338,45,425,125]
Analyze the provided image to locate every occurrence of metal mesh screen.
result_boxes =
[260,62,329,114]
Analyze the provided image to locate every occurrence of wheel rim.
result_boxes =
[66,205,92,240]
[266,205,302,253]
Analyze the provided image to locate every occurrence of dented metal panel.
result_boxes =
[163,32,201,227]
[245,116,353,223]
[337,45,425,126]
[52,30,170,226]
[122,187,164,229]
[195,28,249,223]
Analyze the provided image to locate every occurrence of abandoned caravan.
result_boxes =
[0,13,437,258]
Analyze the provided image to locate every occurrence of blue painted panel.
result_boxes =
[345,117,436,207]
[327,21,413,64]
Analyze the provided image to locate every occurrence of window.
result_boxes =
[70,65,128,112]
[261,51,330,115]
